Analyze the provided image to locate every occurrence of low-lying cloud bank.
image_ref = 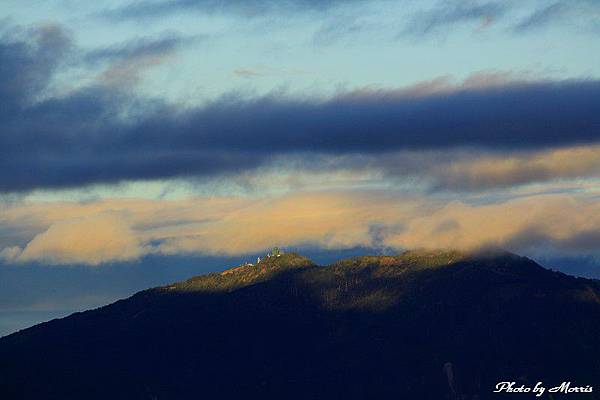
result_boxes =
[2,190,600,265]
[2,23,600,193]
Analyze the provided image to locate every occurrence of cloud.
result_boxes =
[2,50,600,192]
[103,0,365,21]
[82,34,204,86]
[0,246,21,263]
[232,67,310,78]
[399,0,600,38]
[16,213,143,266]
[382,195,600,253]
[233,69,265,78]
[218,143,600,193]
[402,1,506,37]
[312,14,372,46]
[2,23,600,194]
[514,1,600,32]
[151,191,413,255]
[83,34,192,65]
[358,144,600,191]
[429,145,600,190]
[3,191,600,265]
[514,2,568,32]
[98,52,175,87]
[0,23,72,112]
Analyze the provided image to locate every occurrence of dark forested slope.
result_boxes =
[1,250,599,399]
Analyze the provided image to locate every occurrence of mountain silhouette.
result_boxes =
[1,250,599,399]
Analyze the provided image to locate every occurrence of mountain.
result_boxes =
[1,250,600,399]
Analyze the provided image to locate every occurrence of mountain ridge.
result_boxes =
[1,249,600,399]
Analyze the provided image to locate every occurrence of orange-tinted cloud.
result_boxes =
[430,145,600,190]
[2,190,600,265]
[11,213,143,266]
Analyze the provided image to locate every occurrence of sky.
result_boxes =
[1,0,600,335]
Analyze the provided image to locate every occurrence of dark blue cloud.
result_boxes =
[2,24,600,192]
[0,24,71,114]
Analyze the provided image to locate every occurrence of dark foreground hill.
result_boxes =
[1,250,600,399]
